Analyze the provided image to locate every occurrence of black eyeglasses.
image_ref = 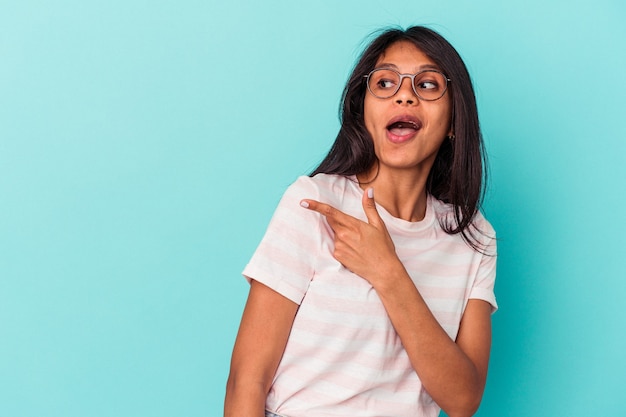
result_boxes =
[364,68,450,101]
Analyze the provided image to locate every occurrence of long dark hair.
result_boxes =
[311,26,489,251]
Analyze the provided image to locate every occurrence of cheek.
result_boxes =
[431,102,452,132]
[443,99,453,126]
[363,96,381,136]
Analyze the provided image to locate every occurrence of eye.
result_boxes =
[415,71,446,94]
[377,78,397,89]
[369,69,400,92]
[416,79,439,90]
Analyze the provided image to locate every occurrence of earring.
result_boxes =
[446,134,455,143]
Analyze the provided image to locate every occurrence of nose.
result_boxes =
[395,75,418,105]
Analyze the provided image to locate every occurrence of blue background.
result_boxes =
[1,1,625,416]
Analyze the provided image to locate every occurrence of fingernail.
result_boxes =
[367,188,374,199]
[300,201,309,208]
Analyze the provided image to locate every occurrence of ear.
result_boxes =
[447,128,455,141]
[447,123,454,138]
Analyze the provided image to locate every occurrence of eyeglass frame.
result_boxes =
[363,68,451,101]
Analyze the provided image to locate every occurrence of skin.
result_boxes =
[224,280,298,417]
[225,41,492,417]
[360,41,453,222]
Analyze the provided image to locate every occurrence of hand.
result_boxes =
[300,188,403,286]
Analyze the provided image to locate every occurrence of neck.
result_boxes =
[357,164,430,222]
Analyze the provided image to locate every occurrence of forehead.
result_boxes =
[375,41,438,70]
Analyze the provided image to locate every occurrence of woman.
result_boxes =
[225,26,497,417]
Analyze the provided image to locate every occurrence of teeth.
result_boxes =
[391,121,418,129]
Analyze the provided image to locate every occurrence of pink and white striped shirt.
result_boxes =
[243,174,497,417]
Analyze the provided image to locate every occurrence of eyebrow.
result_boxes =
[376,63,442,72]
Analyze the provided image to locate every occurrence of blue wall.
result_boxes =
[1,1,625,415]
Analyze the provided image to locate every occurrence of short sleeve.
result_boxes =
[242,176,322,305]
[469,228,498,313]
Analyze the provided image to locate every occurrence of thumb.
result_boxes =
[362,187,383,227]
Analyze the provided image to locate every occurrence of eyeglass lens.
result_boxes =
[367,69,448,101]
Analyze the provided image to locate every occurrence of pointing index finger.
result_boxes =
[300,199,334,217]
[300,199,350,225]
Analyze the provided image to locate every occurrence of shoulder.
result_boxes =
[471,210,496,239]
[471,210,497,255]
[430,197,495,233]
[287,173,356,201]
[429,196,496,248]
[293,173,354,189]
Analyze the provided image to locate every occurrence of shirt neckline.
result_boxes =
[345,175,437,234]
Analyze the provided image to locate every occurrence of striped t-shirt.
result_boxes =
[243,173,497,417]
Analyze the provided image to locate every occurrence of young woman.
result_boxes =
[224,26,497,417]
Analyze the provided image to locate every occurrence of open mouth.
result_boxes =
[386,119,422,137]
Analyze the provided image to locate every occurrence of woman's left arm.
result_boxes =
[372,277,492,417]
[301,190,492,417]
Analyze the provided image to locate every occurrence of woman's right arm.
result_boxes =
[224,279,299,417]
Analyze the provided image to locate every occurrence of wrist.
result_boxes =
[371,258,409,292]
